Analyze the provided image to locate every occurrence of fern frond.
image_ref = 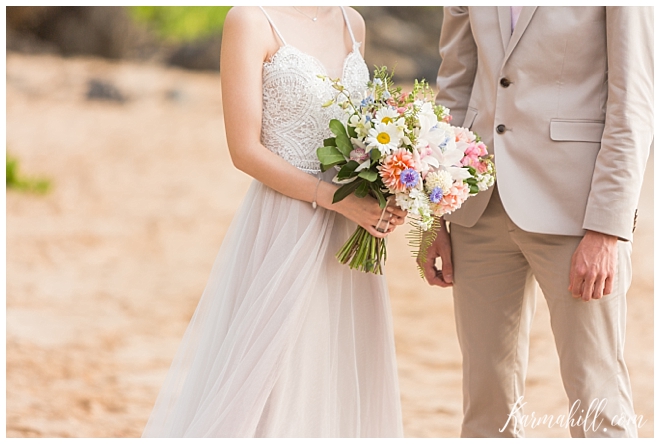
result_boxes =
[406,216,444,278]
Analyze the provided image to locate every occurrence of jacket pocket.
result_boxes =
[463,107,478,129]
[550,119,605,142]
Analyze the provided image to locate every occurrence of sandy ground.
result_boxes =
[5,53,654,438]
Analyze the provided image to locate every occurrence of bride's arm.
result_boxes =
[220,7,405,238]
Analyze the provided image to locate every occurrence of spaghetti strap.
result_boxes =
[339,6,357,46]
[258,6,287,46]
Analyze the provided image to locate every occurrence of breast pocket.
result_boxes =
[549,119,605,143]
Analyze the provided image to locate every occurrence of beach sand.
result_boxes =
[5,53,654,437]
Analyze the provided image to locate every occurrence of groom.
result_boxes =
[421,6,653,438]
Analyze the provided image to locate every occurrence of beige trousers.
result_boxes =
[450,188,636,438]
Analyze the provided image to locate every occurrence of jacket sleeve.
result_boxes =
[582,6,654,241]
[435,6,479,127]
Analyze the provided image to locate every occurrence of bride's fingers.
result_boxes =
[386,205,407,218]
[366,224,388,238]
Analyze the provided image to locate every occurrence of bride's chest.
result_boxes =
[262,45,369,109]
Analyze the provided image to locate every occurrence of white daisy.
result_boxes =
[374,107,401,126]
[365,123,401,156]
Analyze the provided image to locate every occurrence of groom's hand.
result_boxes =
[568,230,618,302]
[418,219,453,287]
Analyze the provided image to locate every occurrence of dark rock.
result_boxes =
[6,6,162,61]
[167,35,221,72]
[86,79,125,103]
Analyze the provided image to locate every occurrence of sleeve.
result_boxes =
[434,6,479,127]
[582,6,654,242]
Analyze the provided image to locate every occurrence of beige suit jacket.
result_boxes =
[436,7,653,241]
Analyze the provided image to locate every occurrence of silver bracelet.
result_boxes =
[312,177,322,209]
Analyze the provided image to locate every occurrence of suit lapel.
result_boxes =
[497,7,512,51]
[502,6,538,66]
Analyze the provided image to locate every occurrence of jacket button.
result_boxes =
[496,124,506,134]
[500,77,511,87]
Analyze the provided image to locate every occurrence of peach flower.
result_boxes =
[454,126,477,144]
[379,149,416,192]
[435,182,470,215]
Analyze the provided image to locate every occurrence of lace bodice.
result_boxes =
[260,9,369,174]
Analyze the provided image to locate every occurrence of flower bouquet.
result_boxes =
[317,67,495,275]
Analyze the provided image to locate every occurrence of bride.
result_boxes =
[142,6,406,438]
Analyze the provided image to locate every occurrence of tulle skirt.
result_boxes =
[141,177,403,437]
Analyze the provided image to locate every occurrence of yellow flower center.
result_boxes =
[381,117,393,124]
[377,132,391,144]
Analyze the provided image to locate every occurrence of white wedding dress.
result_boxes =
[142,7,403,438]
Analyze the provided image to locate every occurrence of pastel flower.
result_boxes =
[366,122,401,155]
[429,186,444,203]
[379,149,416,192]
[425,170,453,194]
[349,138,373,171]
[349,114,372,139]
[454,126,477,143]
[434,182,470,215]
[399,168,420,188]
[374,107,401,126]
[476,174,495,191]
[360,96,374,108]
[350,146,369,163]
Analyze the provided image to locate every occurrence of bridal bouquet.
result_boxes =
[317,67,495,275]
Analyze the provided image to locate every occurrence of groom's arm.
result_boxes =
[569,6,653,301]
[434,6,478,126]
[582,6,653,242]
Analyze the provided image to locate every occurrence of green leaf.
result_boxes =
[335,133,353,157]
[337,160,360,180]
[347,124,357,139]
[469,184,479,194]
[370,183,388,208]
[332,179,362,203]
[358,169,378,182]
[329,119,348,138]
[370,148,381,161]
[355,181,370,198]
[329,119,353,157]
[323,137,336,147]
[317,146,345,166]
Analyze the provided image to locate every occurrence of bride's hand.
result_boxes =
[333,194,407,238]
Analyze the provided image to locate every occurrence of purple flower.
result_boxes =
[429,186,444,203]
[399,168,420,188]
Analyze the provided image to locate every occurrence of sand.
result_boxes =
[5,53,654,437]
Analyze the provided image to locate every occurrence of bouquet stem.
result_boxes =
[336,226,387,274]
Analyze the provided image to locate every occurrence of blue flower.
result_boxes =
[399,168,420,188]
[382,91,391,100]
[429,187,444,203]
[374,78,383,86]
[360,96,374,107]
